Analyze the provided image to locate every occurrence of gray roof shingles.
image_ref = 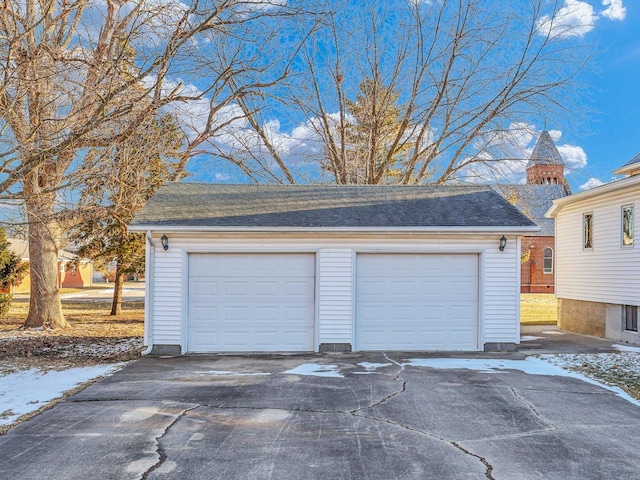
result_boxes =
[491,184,567,236]
[526,130,564,168]
[130,183,536,229]
[619,152,640,169]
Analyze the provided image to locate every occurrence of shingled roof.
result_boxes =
[526,130,564,168]
[613,152,640,176]
[129,183,538,231]
[492,184,567,236]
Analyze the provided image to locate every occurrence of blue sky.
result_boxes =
[167,0,638,192]
[572,0,640,190]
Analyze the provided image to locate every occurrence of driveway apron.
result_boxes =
[1,338,640,479]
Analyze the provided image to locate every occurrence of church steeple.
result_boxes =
[526,130,564,186]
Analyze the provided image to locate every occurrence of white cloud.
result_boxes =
[538,0,597,38]
[580,177,605,190]
[558,144,587,171]
[460,123,587,184]
[601,0,626,20]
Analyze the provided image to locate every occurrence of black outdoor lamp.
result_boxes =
[161,234,169,251]
[499,235,507,252]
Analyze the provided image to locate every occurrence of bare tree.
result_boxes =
[222,0,589,185]
[0,0,310,328]
[71,113,183,315]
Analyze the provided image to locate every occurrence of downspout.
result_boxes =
[141,231,155,355]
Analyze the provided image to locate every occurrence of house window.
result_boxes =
[583,213,593,249]
[543,248,553,274]
[622,205,634,246]
[624,305,638,332]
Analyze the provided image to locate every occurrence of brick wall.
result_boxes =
[521,236,555,294]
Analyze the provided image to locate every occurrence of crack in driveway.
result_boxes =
[140,404,199,480]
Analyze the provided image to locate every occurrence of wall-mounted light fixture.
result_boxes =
[499,235,507,252]
[161,234,169,251]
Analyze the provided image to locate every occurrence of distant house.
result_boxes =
[6,239,93,293]
[493,130,571,293]
[129,183,538,355]
[547,152,640,344]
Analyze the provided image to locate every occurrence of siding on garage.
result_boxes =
[318,249,353,348]
[151,248,183,346]
[147,233,521,352]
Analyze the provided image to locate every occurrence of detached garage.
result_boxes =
[129,183,538,354]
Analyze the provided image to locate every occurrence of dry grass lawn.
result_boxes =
[0,299,144,371]
[1,300,144,337]
[521,294,557,325]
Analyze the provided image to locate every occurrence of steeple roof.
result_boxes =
[526,130,564,168]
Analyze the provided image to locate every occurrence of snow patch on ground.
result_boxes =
[542,330,566,335]
[0,364,123,427]
[520,336,544,341]
[353,362,393,374]
[405,357,640,407]
[283,363,344,378]
[613,344,640,353]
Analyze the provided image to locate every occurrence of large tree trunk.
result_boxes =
[22,195,68,329]
[110,266,123,316]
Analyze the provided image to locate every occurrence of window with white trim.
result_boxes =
[622,205,634,247]
[624,305,638,332]
[583,213,593,249]
[543,248,553,274]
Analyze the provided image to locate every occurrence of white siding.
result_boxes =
[555,187,640,305]
[484,247,520,343]
[148,233,521,350]
[152,248,183,345]
[318,249,353,345]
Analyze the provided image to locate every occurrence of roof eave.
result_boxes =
[547,174,640,218]
[612,166,640,176]
[129,225,540,234]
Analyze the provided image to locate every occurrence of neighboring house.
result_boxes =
[547,152,640,344]
[6,239,93,293]
[129,183,538,355]
[493,130,571,293]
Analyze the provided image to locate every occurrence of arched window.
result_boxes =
[543,248,553,274]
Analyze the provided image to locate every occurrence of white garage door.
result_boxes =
[187,253,315,352]
[356,254,479,351]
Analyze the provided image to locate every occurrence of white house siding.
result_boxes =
[147,233,521,352]
[318,249,353,348]
[555,188,640,305]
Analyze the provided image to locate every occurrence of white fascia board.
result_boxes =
[128,225,540,235]
[613,165,640,176]
[547,174,640,218]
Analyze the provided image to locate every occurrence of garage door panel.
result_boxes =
[253,305,278,321]
[187,253,315,352]
[284,279,314,297]
[255,281,278,297]
[356,254,479,351]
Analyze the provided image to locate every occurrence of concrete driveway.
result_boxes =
[2,345,640,479]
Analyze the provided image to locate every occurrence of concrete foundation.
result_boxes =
[558,298,640,346]
[484,342,517,352]
[149,344,182,355]
[605,304,640,346]
[319,343,352,353]
[557,298,607,338]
